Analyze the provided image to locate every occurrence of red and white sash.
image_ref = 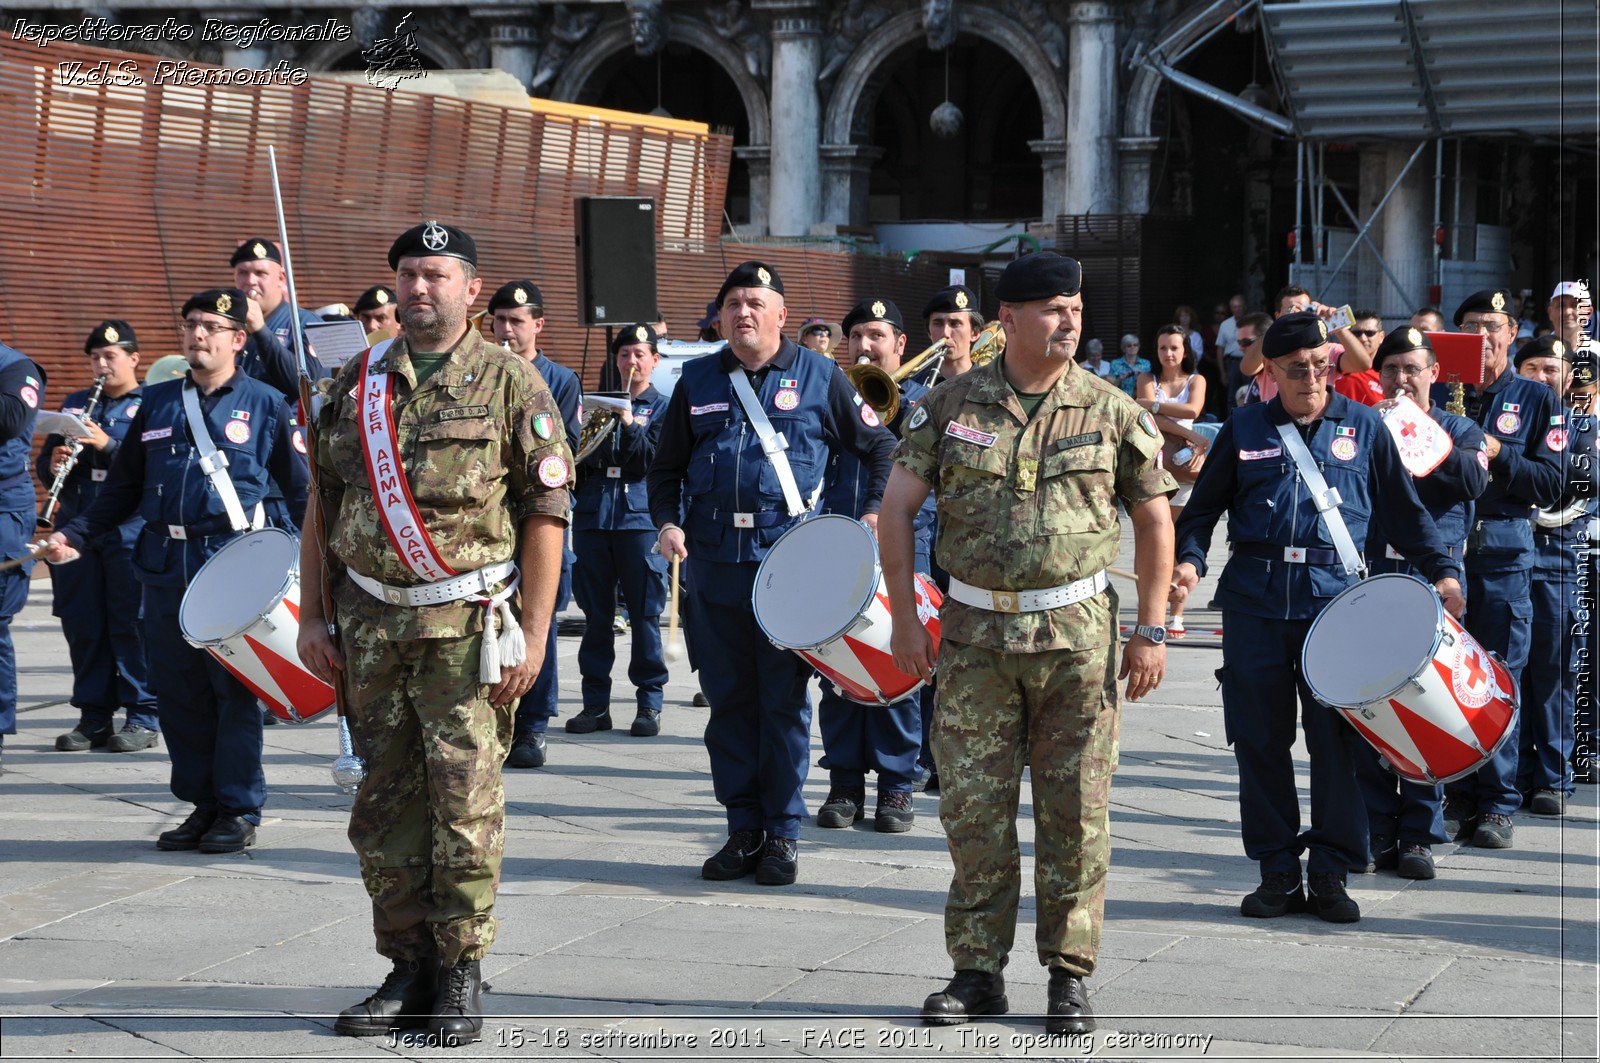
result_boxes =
[358,340,459,582]
[355,339,525,680]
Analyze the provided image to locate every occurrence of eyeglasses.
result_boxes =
[1379,363,1433,378]
[180,319,240,338]
[1459,320,1508,335]
[1350,328,1381,339]
[1276,361,1333,380]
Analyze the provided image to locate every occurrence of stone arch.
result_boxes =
[550,16,770,146]
[822,7,1065,147]
[296,28,468,72]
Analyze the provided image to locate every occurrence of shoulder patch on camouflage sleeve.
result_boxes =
[1138,411,1160,438]
[906,405,929,431]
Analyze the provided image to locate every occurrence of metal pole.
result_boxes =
[1312,143,1324,294]
[1433,138,1444,305]
[1451,138,1464,262]
[1324,179,1418,309]
[1321,141,1428,290]
[1294,141,1305,269]
[266,146,315,381]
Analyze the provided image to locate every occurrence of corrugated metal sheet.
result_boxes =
[0,36,960,510]
[1262,0,1599,139]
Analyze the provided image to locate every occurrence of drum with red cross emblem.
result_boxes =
[1301,573,1517,785]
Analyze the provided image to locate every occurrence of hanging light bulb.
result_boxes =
[929,49,962,137]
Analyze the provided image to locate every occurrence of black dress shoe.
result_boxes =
[692,691,710,707]
[1240,871,1305,918]
[920,970,1007,1026]
[430,958,483,1046]
[505,732,546,768]
[55,724,113,752]
[630,708,661,737]
[565,706,612,734]
[1046,970,1096,1034]
[156,807,218,851]
[754,836,799,886]
[334,958,437,1036]
[1307,873,1360,923]
[702,829,766,880]
[817,786,865,828]
[199,814,257,854]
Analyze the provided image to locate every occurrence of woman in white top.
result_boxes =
[1136,324,1209,636]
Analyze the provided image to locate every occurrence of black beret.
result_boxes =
[1514,334,1575,368]
[994,252,1082,302]
[1571,353,1597,389]
[84,319,137,353]
[923,284,979,319]
[612,323,658,355]
[1261,310,1330,360]
[842,297,904,336]
[353,285,396,314]
[1453,288,1514,326]
[1373,326,1434,367]
[229,238,281,267]
[181,289,250,326]
[716,260,783,307]
[486,280,544,314]
[388,220,478,270]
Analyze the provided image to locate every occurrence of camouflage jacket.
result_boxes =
[313,329,572,639]
[894,357,1175,652]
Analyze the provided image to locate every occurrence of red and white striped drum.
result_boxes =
[752,514,942,706]
[178,528,336,724]
[1302,573,1517,785]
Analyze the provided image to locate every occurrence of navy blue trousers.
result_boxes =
[1447,566,1532,816]
[1218,611,1367,878]
[51,536,158,730]
[513,546,573,736]
[818,684,921,794]
[687,556,812,840]
[1518,533,1582,796]
[1353,744,1446,848]
[0,510,36,741]
[572,528,669,713]
[141,584,266,821]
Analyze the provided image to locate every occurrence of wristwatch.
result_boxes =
[1131,624,1167,645]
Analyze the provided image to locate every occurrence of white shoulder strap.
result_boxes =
[727,364,808,517]
[1274,419,1367,578]
[181,383,252,533]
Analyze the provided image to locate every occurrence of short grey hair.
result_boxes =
[1086,338,1104,355]
[1120,334,1139,347]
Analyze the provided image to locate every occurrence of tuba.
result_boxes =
[575,367,638,462]
[845,322,1006,424]
[1535,497,1596,529]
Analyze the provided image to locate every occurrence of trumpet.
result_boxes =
[575,366,636,462]
[38,375,106,529]
[846,322,1005,423]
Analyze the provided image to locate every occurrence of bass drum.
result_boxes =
[752,514,941,706]
[178,528,335,724]
[1302,573,1516,785]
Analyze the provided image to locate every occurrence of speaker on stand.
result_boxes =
[576,196,658,391]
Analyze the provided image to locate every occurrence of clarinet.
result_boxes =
[38,375,107,529]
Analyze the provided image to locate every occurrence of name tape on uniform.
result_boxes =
[690,402,730,416]
[1239,445,1282,461]
[944,421,999,447]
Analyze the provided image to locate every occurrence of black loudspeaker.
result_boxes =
[576,196,658,326]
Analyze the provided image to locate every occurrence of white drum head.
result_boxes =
[1303,573,1441,706]
[179,528,299,644]
[753,515,878,650]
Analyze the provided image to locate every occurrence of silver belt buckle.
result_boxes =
[1284,547,1306,563]
[168,525,187,540]
[606,466,622,478]
[734,512,754,528]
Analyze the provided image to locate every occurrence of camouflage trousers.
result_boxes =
[344,622,512,966]
[932,637,1120,977]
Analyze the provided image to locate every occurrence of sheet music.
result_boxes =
[303,320,371,371]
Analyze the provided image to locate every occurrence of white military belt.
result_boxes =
[347,560,516,608]
[947,570,1108,614]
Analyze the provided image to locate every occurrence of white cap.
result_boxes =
[1550,280,1591,303]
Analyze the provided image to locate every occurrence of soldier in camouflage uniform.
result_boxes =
[297,222,571,1046]
[879,252,1176,1035]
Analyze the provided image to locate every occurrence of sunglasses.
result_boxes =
[1350,328,1381,339]
[1239,337,1258,348]
[1277,361,1333,380]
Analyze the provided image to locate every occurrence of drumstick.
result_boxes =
[0,539,55,574]
[665,554,684,662]
[1108,566,1139,583]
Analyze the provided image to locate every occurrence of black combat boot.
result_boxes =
[334,958,436,1036]
[156,807,217,851]
[1046,970,1096,1033]
[920,970,1007,1025]
[430,958,484,1046]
